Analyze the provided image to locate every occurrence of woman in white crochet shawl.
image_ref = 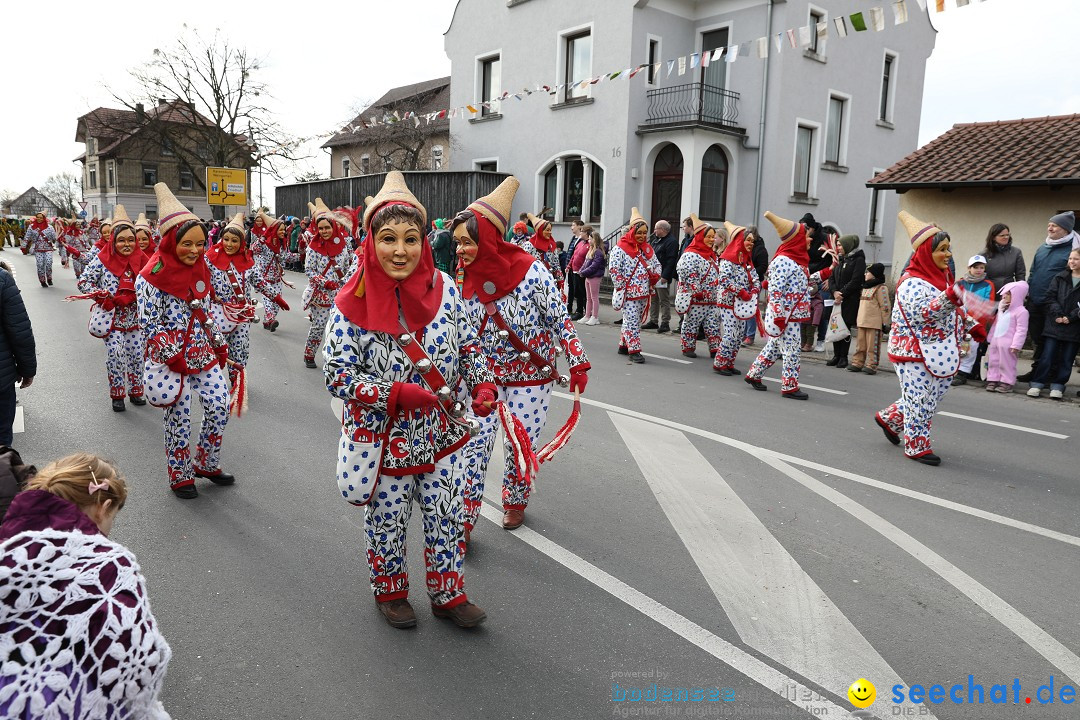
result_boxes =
[0,454,171,719]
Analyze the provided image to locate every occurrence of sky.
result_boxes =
[2,0,1077,211]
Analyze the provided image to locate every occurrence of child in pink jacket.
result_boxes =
[984,280,1029,393]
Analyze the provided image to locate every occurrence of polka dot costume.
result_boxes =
[78,257,145,401]
[303,245,356,361]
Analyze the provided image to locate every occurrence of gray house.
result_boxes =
[445,0,934,264]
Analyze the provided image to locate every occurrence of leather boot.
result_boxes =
[129,395,147,406]
[432,600,487,628]
[111,399,126,412]
[194,467,235,485]
[502,508,525,529]
[377,598,417,628]
[172,484,198,499]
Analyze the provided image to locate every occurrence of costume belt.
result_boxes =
[478,302,570,387]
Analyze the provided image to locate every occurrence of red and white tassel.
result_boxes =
[537,389,581,464]
[497,401,538,491]
[230,367,249,418]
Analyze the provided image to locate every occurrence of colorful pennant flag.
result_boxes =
[756,36,769,58]
[678,56,687,75]
[893,0,909,24]
[701,52,711,68]
[774,33,784,52]
[726,44,738,63]
[833,16,849,37]
[667,59,676,77]
[816,21,829,39]
[870,7,886,31]
[850,12,868,31]
[690,52,700,69]
[786,28,798,48]
[711,47,724,62]
[798,25,812,47]
[935,0,945,10]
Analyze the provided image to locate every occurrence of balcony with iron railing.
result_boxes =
[638,82,744,135]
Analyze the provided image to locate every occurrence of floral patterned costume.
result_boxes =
[674,239,721,355]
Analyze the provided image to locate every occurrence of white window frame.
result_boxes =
[555,22,594,105]
[645,35,662,86]
[696,21,733,89]
[107,161,115,188]
[88,164,98,190]
[179,168,194,191]
[868,167,886,239]
[475,51,502,116]
[431,145,444,171]
[879,50,899,124]
[791,119,821,200]
[360,155,370,175]
[807,5,828,57]
[823,90,851,168]
[474,157,499,172]
[341,157,350,177]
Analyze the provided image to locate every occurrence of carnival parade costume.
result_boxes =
[71,205,150,410]
[674,214,722,358]
[745,212,834,399]
[875,212,983,465]
[136,183,233,498]
[24,214,57,287]
[323,172,495,628]
[64,219,93,278]
[251,213,298,331]
[303,199,356,368]
[714,221,761,374]
[609,208,661,362]
[456,178,591,533]
[519,213,565,289]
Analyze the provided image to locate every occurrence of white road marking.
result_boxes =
[757,453,1080,687]
[13,405,23,434]
[760,377,848,395]
[477,501,856,719]
[937,411,1069,439]
[553,392,1080,549]
[609,413,930,716]
[638,351,693,365]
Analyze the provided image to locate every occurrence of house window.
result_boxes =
[383,157,392,172]
[477,161,498,172]
[142,164,157,187]
[542,166,558,220]
[107,162,115,188]
[563,158,584,220]
[880,53,897,122]
[145,204,158,222]
[808,8,826,54]
[868,181,884,237]
[179,169,194,191]
[699,145,728,220]
[701,28,729,91]
[88,165,98,190]
[590,163,604,224]
[88,138,96,155]
[480,55,501,116]
[793,125,815,198]
[197,143,211,162]
[161,137,175,156]
[342,158,350,177]
[91,204,98,217]
[647,39,660,85]
[825,95,847,166]
[565,31,592,101]
[431,145,444,171]
[360,155,370,174]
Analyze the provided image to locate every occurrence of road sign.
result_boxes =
[78,210,87,218]
[205,167,248,207]
[78,201,88,210]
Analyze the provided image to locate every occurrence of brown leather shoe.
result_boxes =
[502,508,525,529]
[464,525,471,544]
[377,598,417,629]
[432,600,487,628]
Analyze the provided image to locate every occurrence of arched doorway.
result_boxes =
[651,144,683,228]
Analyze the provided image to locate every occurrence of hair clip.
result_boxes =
[88,466,109,495]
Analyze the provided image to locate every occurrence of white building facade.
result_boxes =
[445,0,934,265]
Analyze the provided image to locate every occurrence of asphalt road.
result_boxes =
[7,247,1079,720]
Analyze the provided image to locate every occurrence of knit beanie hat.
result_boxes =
[1049,211,1075,234]
[868,262,885,283]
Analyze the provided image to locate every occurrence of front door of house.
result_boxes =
[651,144,684,229]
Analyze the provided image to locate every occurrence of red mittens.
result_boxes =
[945,283,964,307]
[215,346,230,370]
[737,289,753,302]
[471,383,497,417]
[273,294,290,311]
[166,352,187,374]
[66,245,81,258]
[570,370,589,394]
[969,323,987,344]
[391,383,438,415]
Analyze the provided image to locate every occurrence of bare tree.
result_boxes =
[294,170,327,183]
[41,173,81,217]
[0,189,19,214]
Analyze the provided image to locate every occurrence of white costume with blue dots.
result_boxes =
[207,257,276,388]
[459,261,590,530]
[77,257,145,401]
[302,244,355,362]
[251,238,298,328]
[323,277,494,606]
[675,251,721,355]
[609,246,661,354]
[714,257,760,371]
[26,226,57,285]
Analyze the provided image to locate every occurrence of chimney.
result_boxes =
[135,103,145,121]
[157,98,167,107]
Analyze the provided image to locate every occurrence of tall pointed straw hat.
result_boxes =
[134,212,151,233]
[628,207,646,230]
[467,177,519,236]
[763,211,800,242]
[898,210,942,250]
[689,213,710,236]
[362,171,426,231]
[111,205,135,235]
[225,212,246,235]
[307,202,316,217]
[155,183,200,235]
[723,220,746,239]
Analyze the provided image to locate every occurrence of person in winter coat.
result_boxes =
[430,218,455,275]
[0,453,171,719]
[952,255,996,386]
[1026,248,1080,399]
[643,220,678,333]
[982,224,1025,299]
[1019,211,1078,382]
[0,261,35,446]
[984,280,1029,394]
[849,263,891,374]
[577,230,607,325]
[828,235,866,368]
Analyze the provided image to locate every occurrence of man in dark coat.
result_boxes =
[0,262,35,446]
[643,220,679,333]
[827,235,866,368]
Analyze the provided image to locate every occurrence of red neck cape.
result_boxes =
[139,224,212,301]
[772,222,810,268]
[260,219,285,253]
[30,219,49,232]
[334,209,441,334]
[205,234,254,273]
[309,216,350,258]
[461,209,536,303]
[719,228,751,265]
[98,233,150,280]
[683,228,716,260]
[903,236,951,291]
[616,223,655,260]
[528,220,556,253]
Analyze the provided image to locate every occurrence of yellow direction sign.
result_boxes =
[205,167,248,206]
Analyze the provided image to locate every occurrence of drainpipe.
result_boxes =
[752,0,774,221]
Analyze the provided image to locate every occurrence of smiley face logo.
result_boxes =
[848,678,876,709]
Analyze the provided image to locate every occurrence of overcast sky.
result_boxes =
[2,0,1077,210]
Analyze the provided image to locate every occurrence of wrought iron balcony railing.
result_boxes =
[641,83,741,129]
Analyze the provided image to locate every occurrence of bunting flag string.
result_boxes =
[254,0,985,158]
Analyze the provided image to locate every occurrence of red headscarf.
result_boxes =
[30,217,49,232]
[309,214,350,258]
[205,227,254,273]
[139,222,212,301]
[683,226,716,260]
[98,226,150,280]
[616,222,655,259]
[259,218,286,253]
[460,210,537,303]
[528,219,556,253]
[720,228,751,265]
[772,222,810,268]
[334,201,442,334]
[903,233,951,291]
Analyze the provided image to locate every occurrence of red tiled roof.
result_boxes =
[868,114,1080,189]
[75,102,238,158]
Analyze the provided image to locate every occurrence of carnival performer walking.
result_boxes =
[713,222,762,375]
[674,214,723,359]
[206,213,288,397]
[251,212,297,332]
[303,199,356,368]
[518,213,565,289]
[875,212,986,465]
[74,205,150,412]
[135,212,157,253]
[454,177,590,535]
[323,171,496,629]
[64,218,93,278]
[745,212,835,400]
[610,208,661,363]
[23,212,58,287]
[137,183,233,499]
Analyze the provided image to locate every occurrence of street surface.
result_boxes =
[8,248,1079,720]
